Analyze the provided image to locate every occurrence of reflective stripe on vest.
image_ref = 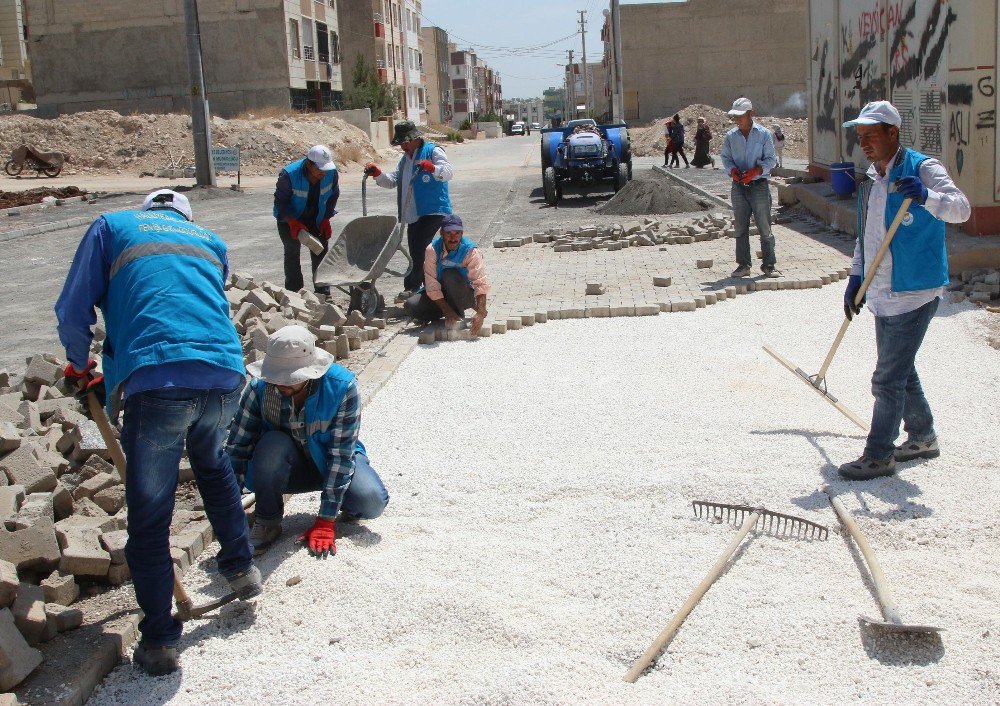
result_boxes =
[110,241,224,280]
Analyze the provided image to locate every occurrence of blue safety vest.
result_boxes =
[100,209,245,414]
[857,148,948,292]
[433,235,476,287]
[272,158,338,225]
[396,141,452,219]
[243,366,366,492]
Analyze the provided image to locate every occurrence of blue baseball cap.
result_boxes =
[440,214,463,232]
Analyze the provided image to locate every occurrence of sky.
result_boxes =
[419,0,679,100]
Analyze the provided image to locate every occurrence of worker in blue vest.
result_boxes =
[54,189,260,676]
[227,325,389,560]
[838,101,970,481]
[273,144,340,295]
[364,120,453,300]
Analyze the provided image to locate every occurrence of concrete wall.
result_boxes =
[807,0,999,235]
[338,0,378,100]
[0,0,30,82]
[619,0,807,124]
[24,0,292,118]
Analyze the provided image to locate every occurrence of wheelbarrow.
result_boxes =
[313,174,413,317]
[4,144,66,178]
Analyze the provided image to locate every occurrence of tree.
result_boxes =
[344,54,397,119]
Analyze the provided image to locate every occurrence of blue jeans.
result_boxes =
[120,385,253,648]
[865,298,939,460]
[250,430,389,525]
[731,179,776,268]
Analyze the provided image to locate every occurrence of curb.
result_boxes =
[652,165,732,210]
[0,215,94,243]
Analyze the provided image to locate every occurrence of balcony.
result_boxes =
[377,68,388,82]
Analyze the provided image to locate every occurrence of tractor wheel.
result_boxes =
[543,167,560,206]
[627,160,634,181]
[614,163,629,193]
[540,133,552,170]
[4,160,22,177]
[349,282,380,318]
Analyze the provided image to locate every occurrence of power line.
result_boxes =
[416,8,577,55]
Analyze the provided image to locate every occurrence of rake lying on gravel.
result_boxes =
[763,198,913,431]
[624,500,828,683]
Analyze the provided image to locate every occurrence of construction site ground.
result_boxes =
[1,135,998,703]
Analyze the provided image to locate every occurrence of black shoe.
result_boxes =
[761,265,780,278]
[731,265,752,278]
[225,565,263,600]
[133,643,179,676]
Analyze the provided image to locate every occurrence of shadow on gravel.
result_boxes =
[860,624,945,666]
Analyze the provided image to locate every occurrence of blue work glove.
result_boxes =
[844,274,865,321]
[895,176,928,204]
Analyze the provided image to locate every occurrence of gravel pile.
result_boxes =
[597,177,711,216]
[88,286,999,704]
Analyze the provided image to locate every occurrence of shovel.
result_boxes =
[763,197,913,430]
[826,488,942,634]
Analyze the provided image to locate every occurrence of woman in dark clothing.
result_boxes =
[692,116,714,168]
[663,119,675,166]
[669,113,690,168]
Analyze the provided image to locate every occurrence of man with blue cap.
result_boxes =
[837,100,970,480]
[403,214,490,335]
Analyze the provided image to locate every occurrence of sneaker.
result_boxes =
[894,436,940,461]
[133,643,179,676]
[225,565,263,600]
[249,522,281,557]
[762,265,780,278]
[731,265,752,278]
[838,455,896,481]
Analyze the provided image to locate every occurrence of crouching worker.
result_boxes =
[403,214,490,334]
[227,325,389,558]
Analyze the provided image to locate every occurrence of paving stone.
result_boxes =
[23,357,61,389]
[57,525,112,579]
[653,276,672,287]
[506,318,522,331]
[491,322,507,334]
[585,307,611,318]
[0,446,55,495]
[107,562,131,585]
[635,305,660,316]
[520,315,535,327]
[71,472,117,501]
[610,306,634,317]
[0,485,25,524]
[92,485,125,514]
[0,519,60,573]
[417,331,436,345]
[476,325,492,338]
[534,311,548,323]
[0,559,16,608]
[170,546,190,573]
[41,570,78,606]
[335,334,351,360]
[0,607,43,690]
[696,259,714,269]
[44,602,84,633]
[11,493,53,530]
[11,582,46,645]
[585,282,605,295]
[545,310,561,320]
[703,293,718,305]
[55,515,116,535]
[0,421,20,452]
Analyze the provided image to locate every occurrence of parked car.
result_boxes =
[531,122,541,131]
[510,122,525,135]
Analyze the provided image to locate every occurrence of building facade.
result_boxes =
[0,0,31,109]
[285,0,344,112]
[450,46,478,127]
[505,98,545,125]
[563,62,604,120]
[422,25,451,125]
[542,86,564,123]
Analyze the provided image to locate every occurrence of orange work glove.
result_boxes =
[297,518,336,559]
[364,163,382,177]
[416,159,436,173]
[319,219,333,240]
[730,167,742,182]
[286,218,308,240]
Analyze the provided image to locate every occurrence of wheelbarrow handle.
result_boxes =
[362,174,368,217]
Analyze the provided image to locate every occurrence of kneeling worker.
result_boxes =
[227,325,389,558]
[403,214,490,334]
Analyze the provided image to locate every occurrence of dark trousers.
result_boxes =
[278,220,330,295]
[670,145,689,167]
[404,215,445,292]
[403,269,476,321]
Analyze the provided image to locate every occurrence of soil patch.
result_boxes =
[0,185,86,209]
[598,173,710,216]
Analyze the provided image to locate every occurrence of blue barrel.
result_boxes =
[831,162,856,195]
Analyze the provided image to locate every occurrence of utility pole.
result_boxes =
[578,10,589,118]
[610,0,624,122]
[565,50,575,120]
[183,0,215,186]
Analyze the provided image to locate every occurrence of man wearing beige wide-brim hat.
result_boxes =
[227,326,389,559]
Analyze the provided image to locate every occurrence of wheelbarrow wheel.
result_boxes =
[349,282,381,318]
[43,165,62,178]
[4,160,22,176]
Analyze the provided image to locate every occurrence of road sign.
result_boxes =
[211,147,240,172]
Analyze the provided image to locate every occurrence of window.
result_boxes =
[329,31,340,63]
[289,19,301,60]
[302,18,314,60]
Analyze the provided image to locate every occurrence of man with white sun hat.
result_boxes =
[227,325,389,559]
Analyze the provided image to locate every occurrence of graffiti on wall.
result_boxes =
[814,39,838,135]
[947,73,996,178]
[889,1,957,90]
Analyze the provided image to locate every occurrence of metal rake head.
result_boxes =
[692,500,828,541]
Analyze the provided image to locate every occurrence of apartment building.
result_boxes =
[542,86,564,123]
[421,25,451,125]
[0,0,30,109]
[449,46,478,127]
[22,0,345,117]
[563,62,602,120]
[505,98,545,126]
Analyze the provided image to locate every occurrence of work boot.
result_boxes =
[731,265,751,278]
[133,643,179,676]
[838,455,896,481]
[225,565,263,600]
[396,289,414,303]
[895,436,940,461]
[249,522,281,557]
[762,265,780,278]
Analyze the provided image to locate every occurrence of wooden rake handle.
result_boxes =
[815,197,912,384]
[624,509,762,683]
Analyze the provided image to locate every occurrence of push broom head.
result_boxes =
[692,500,829,541]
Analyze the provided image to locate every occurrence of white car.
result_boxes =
[511,122,525,135]
[531,122,541,130]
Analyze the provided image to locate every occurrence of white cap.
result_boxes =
[142,189,193,221]
[728,97,753,116]
[247,325,334,386]
[306,144,337,171]
[842,100,902,128]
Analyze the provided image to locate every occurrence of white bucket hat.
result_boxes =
[142,189,193,221]
[728,97,753,116]
[247,325,333,385]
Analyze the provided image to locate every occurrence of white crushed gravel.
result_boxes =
[90,286,1000,704]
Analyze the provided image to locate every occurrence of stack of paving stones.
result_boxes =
[948,268,1000,305]
[0,274,388,692]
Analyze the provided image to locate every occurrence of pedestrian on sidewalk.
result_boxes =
[55,189,260,676]
[365,121,454,301]
[692,116,714,168]
[772,124,786,168]
[227,325,389,558]
[404,214,490,334]
[669,113,690,168]
[273,144,341,296]
[663,119,675,167]
[721,97,779,278]
[836,101,970,481]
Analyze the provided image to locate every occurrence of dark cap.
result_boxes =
[439,214,463,232]
[391,121,423,146]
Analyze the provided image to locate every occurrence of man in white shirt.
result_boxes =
[838,101,970,480]
[365,121,454,300]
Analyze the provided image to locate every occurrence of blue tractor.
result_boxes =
[540,119,632,206]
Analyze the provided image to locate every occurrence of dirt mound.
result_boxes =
[598,174,710,216]
[630,103,808,160]
[0,109,385,177]
[0,185,86,209]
